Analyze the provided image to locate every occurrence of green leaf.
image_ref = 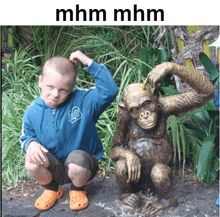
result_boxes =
[214,158,220,171]
[197,134,216,180]
[3,93,20,129]
[161,86,180,96]
[191,111,210,132]
[183,123,205,141]
[209,168,218,184]
[179,108,205,125]
[202,168,218,186]
[199,52,219,88]
[203,100,217,111]
[141,44,149,76]
[208,110,219,120]
[213,76,219,88]
[159,48,168,63]
[150,54,155,69]
[180,124,186,160]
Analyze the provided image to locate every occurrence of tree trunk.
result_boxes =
[154,26,219,94]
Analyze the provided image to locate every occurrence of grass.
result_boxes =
[2,50,41,185]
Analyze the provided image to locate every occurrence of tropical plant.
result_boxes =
[166,51,219,185]
[2,53,41,185]
[196,52,219,185]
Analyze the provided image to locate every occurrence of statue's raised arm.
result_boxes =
[143,62,214,117]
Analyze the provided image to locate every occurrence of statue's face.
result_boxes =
[126,86,158,129]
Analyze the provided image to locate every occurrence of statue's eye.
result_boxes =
[130,107,138,114]
[142,101,151,108]
[143,101,155,111]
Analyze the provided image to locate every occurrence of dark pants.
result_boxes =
[45,150,99,185]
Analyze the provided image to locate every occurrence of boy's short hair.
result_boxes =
[42,55,77,81]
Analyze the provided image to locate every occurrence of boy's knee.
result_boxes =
[68,163,89,176]
[25,159,41,173]
[68,163,86,173]
[66,150,91,177]
[65,150,94,170]
[25,159,34,171]
[66,150,99,182]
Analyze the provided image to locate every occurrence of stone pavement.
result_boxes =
[2,176,219,217]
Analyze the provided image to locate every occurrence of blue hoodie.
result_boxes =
[20,60,118,161]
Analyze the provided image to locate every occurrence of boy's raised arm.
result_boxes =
[69,50,92,68]
[69,50,118,119]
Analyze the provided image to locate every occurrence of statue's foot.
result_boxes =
[142,200,164,215]
[142,196,178,215]
[121,193,140,208]
[118,193,140,215]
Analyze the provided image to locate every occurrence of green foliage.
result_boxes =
[28,26,71,64]
[2,51,41,186]
[184,101,218,186]
[199,52,219,88]
[167,100,219,186]
[196,52,219,185]
[197,135,217,185]
[166,53,219,185]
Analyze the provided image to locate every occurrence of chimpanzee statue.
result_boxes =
[110,62,214,215]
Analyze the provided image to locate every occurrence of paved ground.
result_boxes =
[2,176,219,217]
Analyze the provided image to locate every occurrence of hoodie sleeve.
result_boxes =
[84,60,118,120]
[19,106,40,152]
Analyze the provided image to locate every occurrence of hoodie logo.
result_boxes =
[68,106,82,124]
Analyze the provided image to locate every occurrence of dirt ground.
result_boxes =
[2,177,41,200]
[2,168,115,199]
[2,167,210,200]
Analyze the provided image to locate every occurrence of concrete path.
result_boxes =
[2,176,219,217]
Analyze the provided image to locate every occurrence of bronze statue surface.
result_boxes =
[110,62,214,215]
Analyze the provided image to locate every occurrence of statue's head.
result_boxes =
[119,83,160,129]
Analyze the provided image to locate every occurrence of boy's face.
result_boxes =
[38,67,75,109]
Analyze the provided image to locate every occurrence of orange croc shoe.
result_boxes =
[69,190,89,210]
[35,186,63,210]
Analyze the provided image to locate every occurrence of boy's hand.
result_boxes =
[69,50,92,68]
[26,141,48,165]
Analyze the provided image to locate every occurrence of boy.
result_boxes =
[19,50,118,211]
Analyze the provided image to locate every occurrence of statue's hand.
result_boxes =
[143,62,175,89]
[125,151,141,183]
